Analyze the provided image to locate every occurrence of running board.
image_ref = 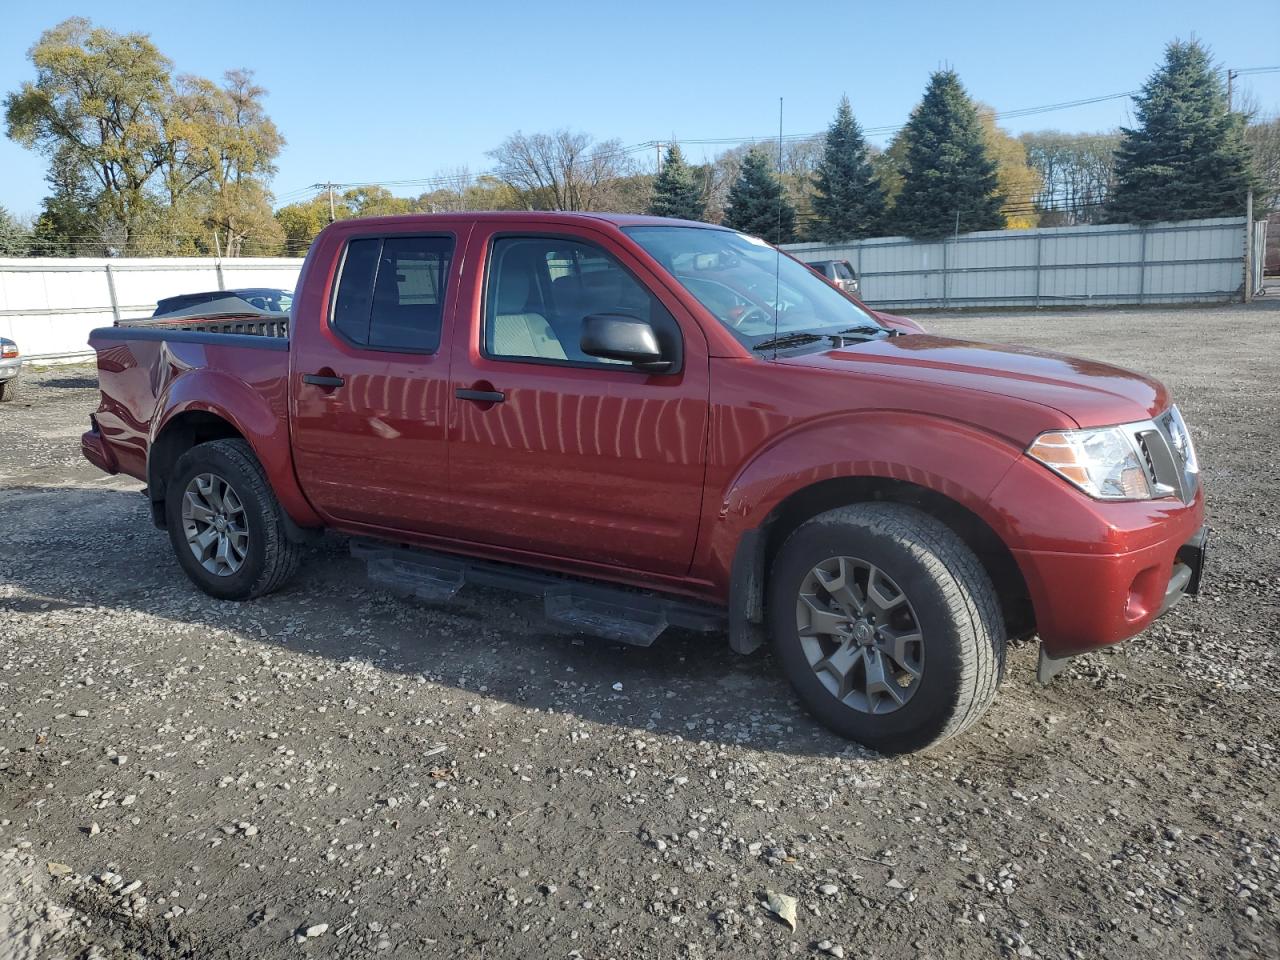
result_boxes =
[350,540,724,646]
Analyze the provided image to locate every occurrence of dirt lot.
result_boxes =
[1,303,1277,960]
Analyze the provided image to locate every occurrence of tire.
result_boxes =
[164,438,301,600]
[767,503,1005,754]
[0,375,19,402]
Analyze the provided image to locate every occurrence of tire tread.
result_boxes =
[776,502,1005,751]
[170,438,300,599]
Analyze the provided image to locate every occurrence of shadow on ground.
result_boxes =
[0,483,954,762]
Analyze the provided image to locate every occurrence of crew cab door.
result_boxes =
[443,223,710,576]
[290,222,470,532]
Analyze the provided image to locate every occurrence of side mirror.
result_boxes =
[580,314,670,372]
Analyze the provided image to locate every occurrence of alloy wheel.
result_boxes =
[182,473,249,576]
[795,556,924,714]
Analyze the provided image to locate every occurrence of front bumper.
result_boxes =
[989,455,1206,659]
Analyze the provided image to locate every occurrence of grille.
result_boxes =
[1131,409,1199,504]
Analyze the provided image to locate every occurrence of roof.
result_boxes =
[323,211,729,231]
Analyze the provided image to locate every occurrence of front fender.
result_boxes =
[697,411,1024,592]
[149,365,321,528]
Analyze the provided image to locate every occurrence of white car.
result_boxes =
[0,337,20,402]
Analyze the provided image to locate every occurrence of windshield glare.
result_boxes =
[623,226,884,347]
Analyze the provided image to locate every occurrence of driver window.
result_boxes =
[485,236,674,365]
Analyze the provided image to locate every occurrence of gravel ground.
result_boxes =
[1,303,1277,960]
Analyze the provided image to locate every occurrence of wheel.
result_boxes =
[0,375,19,402]
[767,503,1005,753]
[164,438,301,600]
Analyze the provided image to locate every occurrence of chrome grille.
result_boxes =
[1131,407,1199,504]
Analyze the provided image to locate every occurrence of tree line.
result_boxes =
[1,21,1275,257]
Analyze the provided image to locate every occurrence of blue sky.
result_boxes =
[1,0,1277,218]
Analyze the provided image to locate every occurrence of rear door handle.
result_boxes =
[456,388,505,403]
[303,374,345,387]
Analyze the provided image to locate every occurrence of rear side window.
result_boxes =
[331,235,454,351]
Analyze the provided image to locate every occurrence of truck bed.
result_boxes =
[86,317,291,484]
[116,311,289,339]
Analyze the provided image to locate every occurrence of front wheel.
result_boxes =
[164,438,301,600]
[767,503,1005,753]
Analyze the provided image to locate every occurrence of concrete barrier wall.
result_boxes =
[0,257,304,360]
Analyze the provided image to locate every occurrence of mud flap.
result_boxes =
[1037,644,1072,685]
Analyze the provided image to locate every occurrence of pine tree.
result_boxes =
[648,144,706,221]
[810,96,885,241]
[888,70,1004,239]
[1106,40,1256,223]
[0,206,30,255]
[723,149,796,243]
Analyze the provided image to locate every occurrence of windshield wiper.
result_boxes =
[751,333,826,352]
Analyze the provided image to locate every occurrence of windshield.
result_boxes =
[623,226,884,348]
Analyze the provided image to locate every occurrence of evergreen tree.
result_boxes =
[0,206,31,256]
[723,149,796,243]
[648,144,706,221]
[1106,40,1256,223]
[810,96,885,241]
[888,70,1004,239]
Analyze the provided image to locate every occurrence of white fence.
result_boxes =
[784,216,1250,310]
[0,257,303,360]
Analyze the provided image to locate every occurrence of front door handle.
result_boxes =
[303,373,345,388]
[456,387,505,403]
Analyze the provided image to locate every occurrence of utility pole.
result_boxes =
[310,182,339,222]
[655,142,664,173]
[1227,69,1238,111]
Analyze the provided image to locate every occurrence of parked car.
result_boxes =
[81,212,1206,753]
[0,337,21,402]
[806,258,860,295]
[151,287,293,319]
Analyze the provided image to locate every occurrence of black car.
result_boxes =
[151,287,293,319]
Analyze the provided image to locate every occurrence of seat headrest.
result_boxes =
[495,263,531,315]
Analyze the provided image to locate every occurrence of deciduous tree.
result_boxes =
[1020,131,1120,224]
[488,130,634,211]
[976,106,1043,229]
[5,18,286,255]
[4,18,173,252]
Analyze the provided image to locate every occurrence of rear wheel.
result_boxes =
[0,375,20,402]
[164,438,300,600]
[767,503,1005,753]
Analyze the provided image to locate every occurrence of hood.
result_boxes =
[779,334,1169,429]
[871,310,927,335]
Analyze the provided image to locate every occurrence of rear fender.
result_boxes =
[149,368,322,529]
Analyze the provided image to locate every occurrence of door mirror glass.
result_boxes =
[580,314,669,371]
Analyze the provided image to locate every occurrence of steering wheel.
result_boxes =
[731,306,774,330]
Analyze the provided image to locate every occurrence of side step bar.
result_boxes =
[350,540,725,647]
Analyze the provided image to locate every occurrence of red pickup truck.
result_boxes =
[82,212,1206,753]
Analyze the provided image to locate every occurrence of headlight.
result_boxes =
[1026,425,1152,500]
